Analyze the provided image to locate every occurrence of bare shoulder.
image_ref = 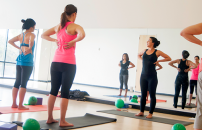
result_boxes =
[156,50,162,54]
[29,32,36,38]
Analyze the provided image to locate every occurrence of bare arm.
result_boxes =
[156,62,163,71]
[128,62,135,69]
[65,25,85,49]
[184,60,197,72]
[188,60,197,69]
[156,50,172,63]
[41,25,59,42]
[69,25,85,43]
[181,23,202,46]
[138,49,146,60]
[168,59,180,69]
[8,35,21,50]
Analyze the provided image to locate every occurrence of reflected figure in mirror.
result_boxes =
[169,50,197,109]
[118,53,135,97]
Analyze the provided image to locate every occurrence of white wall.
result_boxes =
[0,0,202,29]
[74,29,147,88]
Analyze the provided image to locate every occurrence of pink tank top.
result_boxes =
[191,63,200,80]
[53,22,77,64]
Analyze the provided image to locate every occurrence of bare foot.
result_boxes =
[60,121,74,127]
[18,106,29,110]
[124,95,127,97]
[146,113,153,118]
[46,118,59,124]
[135,112,144,116]
[11,104,18,108]
[186,103,191,106]
[118,94,121,96]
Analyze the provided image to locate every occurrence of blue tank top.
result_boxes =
[16,32,35,66]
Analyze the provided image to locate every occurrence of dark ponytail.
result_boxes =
[21,18,36,30]
[60,4,77,28]
[150,37,160,48]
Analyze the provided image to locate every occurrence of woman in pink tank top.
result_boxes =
[188,56,200,106]
[41,4,85,127]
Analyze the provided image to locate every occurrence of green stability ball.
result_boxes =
[115,99,124,108]
[23,118,40,130]
[132,95,138,99]
[171,123,186,130]
[28,96,37,105]
[130,98,138,103]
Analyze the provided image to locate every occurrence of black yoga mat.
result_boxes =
[97,110,193,126]
[177,104,197,108]
[13,113,116,130]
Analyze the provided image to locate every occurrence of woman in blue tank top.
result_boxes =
[169,50,196,109]
[8,18,36,110]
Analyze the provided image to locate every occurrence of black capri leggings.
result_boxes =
[14,65,33,89]
[174,75,189,109]
[140,74,158,114]
[190,80,197,95]
[50,62,76,99]
[119,75,128,89]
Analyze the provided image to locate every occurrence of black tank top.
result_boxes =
[178,59,189,76]
[141,49,158,75]
[120,61,130,75]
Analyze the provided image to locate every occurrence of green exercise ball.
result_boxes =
[115,99,124,108]
[23,118,40,130]
[28,96,37,105]
[171,123,186,130]
[132,95,138,99]
[130,98,138,103]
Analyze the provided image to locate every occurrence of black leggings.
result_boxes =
[190,80,197,95]
[50,62,76,99]
[140,74,158,114]
[119,75,128,89]
[14,65,33,89]
[174,75,189,109]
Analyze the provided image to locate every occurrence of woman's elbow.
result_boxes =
[81,33,85,39]
[180,30,187,37]
[41,34,45,39]
[8,40,12,44]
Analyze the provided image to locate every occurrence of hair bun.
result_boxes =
[21,19,26,23]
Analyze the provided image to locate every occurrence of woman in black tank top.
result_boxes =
[169,50,197,109]
[136,37,171,118]
[118,53,135,97]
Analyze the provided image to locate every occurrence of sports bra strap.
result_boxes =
[22,32,28,43]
